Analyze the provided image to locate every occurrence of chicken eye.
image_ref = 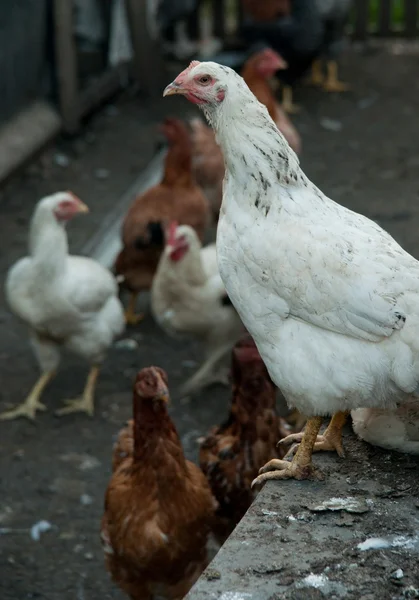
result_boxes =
[198,75,211,85]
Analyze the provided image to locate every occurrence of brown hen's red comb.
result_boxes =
[167,221,178,246]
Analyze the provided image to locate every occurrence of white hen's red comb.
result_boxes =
[166,221,178,246]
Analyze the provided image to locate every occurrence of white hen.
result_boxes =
[151,222,243,395]
[2,192,125,420]
[164,61,419,482]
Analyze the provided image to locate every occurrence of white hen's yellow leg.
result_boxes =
[252,416,324,487]
[282,86,300,114]
[323,61,350,92]
[56,366,99,417]
[0,371,55,421]
[125,292,144,325]
[309,59,324,86]
[280,410,349,458]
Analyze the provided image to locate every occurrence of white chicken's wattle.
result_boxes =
[2,192,125,420]
[164,61,419,481]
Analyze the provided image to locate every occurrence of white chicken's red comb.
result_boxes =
[166,221,178,246]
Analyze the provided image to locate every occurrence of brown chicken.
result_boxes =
[111,419,133,472]
[101,367,215,600]
[190,117,225,222]
[115,118,210,324]
[242,47,302,154]
[199,334,289,543]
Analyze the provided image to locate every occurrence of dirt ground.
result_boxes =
[0,44,419,600]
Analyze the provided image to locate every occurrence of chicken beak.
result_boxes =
[163,81,187,97]
[157,390,170,404]
[76,200,89,213]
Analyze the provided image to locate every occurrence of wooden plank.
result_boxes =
[404,0,419,37]
[212,0,226,39]
[125,0,167,97]
[0,101,61,184]
[353,0,370,40]
[378,0,392,35]
[53,0,80,134]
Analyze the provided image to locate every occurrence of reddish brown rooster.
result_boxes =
[199,335,289,543]
[101,367,215,600]
[115,118,210,324]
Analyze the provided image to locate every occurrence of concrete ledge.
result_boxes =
[0,100,61,183]
[187,434,419,600]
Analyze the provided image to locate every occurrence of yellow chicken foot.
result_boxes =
[56,366,99,417]
[280,410,349,459]
[322,61,350,93]
[308,59,324,87]
[124,292,144,325]
[251,416,324,487]
[282,86,300,114]
[0,371,55,421]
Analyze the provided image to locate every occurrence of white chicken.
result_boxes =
[164,61,419,484]
[351,404,419,455]
[151,222,243,395]
[1,192,125,420]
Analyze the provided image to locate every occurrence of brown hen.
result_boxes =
[101,367,215,600]
[115,118,210,324]
[199,334,289,543]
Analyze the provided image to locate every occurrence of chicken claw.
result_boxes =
[125,292,144,325]
[56,396,94,417]
[279,411,348,459]
[251,416,324,487]
[251,457,323,487]
[322,61,350,93]
[55,366,99,417]
[0,399,47,421]
[0,371,54,421]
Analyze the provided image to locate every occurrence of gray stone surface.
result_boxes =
[188,434,419,600]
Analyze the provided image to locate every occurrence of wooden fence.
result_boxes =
[186,0,419,44]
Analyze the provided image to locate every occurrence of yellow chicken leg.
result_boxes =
[56,366,100,417]
[282,86,300,114]
[0,371,55,421]
[280,411,349,458]
[323,61,350,93]
[125,292,144,325]
[252,416,324,487]
[309,59,324,86]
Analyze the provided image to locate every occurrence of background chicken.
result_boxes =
[241,0,325,113]
[351,403,419,455]
[311,0,353,91]
[115,117,210,325]
[1,192,124,421]
[101,367,215,600]
[164,61,419,487]
[151,222,244,395]
[199,334,289,543]
[241,46,302,154]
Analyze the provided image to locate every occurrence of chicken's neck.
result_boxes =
[132,399,187,474]
[202,94,307,205]
[162,143,194,188]
[29,209,68,277]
